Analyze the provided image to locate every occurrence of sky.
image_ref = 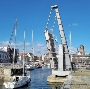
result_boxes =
[0,0,90,55]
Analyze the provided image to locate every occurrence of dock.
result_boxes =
[0,63,23,82]
[47,67,90,89]
[70,68,90,89]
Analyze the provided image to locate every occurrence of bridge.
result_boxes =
[45,5,71,77]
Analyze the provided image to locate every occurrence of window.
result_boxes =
[0,54,1,58]
[3,54,4,58]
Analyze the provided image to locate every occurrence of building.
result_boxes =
[0,47,9,62]
[8,48,19,63]
[18,52,34,62]
[0,47,7,52]
[0,50,9,62]
[0,47,19,63]
[71,45,90,64]
[76,45,85,55]
[79,45,85,55]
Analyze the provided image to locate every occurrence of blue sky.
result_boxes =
[0,0,90,55]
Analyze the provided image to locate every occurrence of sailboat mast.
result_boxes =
[69,31,72,52]
[23,30,26,76]
[13,19,17,68]
[24,30,25,62]
[32,30,34,60]
[13,29,16,68]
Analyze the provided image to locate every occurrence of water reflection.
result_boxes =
[30,68,52,89]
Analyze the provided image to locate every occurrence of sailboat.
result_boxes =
[3,30,31,88]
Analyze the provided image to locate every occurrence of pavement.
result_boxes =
[47,66,90,89]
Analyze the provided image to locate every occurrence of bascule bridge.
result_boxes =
[44,5,71,76]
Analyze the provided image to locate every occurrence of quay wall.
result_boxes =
[47,67,90,89]
[0,64,23,82]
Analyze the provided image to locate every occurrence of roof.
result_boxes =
[72,55,90,57]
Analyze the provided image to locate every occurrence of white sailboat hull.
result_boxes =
[3,76,31,89]
[25,64,35,70]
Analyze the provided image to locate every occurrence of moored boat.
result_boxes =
[25,64,35,70]
[3,29,31,89]
[4,73,31,89]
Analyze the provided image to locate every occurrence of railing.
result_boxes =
[0,63,12,67]
[0,63,23,68]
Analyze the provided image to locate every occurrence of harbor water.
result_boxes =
[0,67,62,89]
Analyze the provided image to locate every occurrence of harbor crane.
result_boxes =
[44,5,71,73]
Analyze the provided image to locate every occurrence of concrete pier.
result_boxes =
[47,74,68,83]
[0,68,14,83]
[69,69,90,89]
[0,64,23,83]
[47,68,90,89]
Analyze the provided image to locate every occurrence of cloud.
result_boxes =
[0,41,79,55]
[0,41,30,50]
[36,42,44,47]
[41,47,48,51]
[0,41,48,56]
[16,42,30,46]
[68,46,77,54]
[33,42,48,55]
[0,41,9,46]
[72,23,78,26]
